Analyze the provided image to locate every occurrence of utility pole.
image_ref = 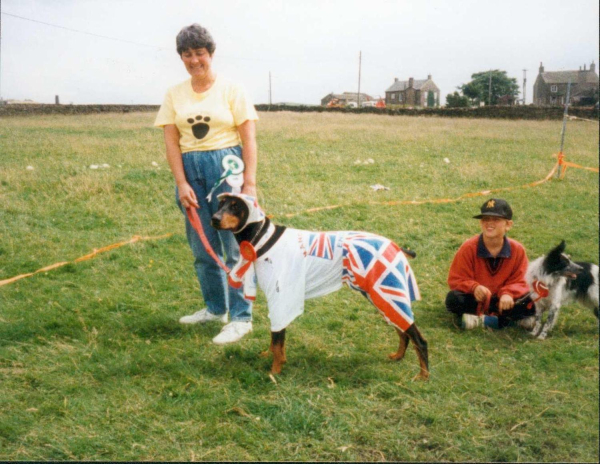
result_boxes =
[522,69,527,105]
[0,0,3,102]
[488,70,492,106]
[357,51,362,108]
[269,71,272,106]
[557,79,572,179]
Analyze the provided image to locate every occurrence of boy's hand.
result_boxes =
[474,285,491,302]
[498,294,515,313]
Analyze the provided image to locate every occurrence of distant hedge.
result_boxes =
[0,104,160,116]
[1,103,597,121]
[255,104,599,120]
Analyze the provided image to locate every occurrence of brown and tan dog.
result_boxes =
[211,193,429,380]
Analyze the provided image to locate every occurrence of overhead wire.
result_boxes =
[1,11,354,64]
[1,11,168,50]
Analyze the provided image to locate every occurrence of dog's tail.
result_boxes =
[401,247,417,259]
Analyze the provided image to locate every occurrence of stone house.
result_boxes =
[321,92,373,106]
[533,62,598,106]
[385,76,440,107]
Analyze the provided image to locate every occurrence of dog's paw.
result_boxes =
[412,372,430,381]
[388,352,405,361]
[270,365,283,375]
[536,333,547,340]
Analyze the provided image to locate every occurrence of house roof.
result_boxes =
[571,82,599,97]
[540,70,598,84]
[341,92,373,100]
[386,79,430,92]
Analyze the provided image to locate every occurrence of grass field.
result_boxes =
[0,111,598,461]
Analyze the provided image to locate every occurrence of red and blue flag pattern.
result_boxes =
[341,233,420,332]
[307,232,337,260]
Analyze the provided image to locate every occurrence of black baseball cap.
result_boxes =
[473,198,513,220]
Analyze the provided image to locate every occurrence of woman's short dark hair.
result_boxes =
[176,24,216,56]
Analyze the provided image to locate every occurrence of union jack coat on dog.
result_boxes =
[247,228,420,332]
[213,193,428,379]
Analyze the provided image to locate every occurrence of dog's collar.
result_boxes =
[256,224,286,259]
[247,219,286,259]
[528,280,549,308]
[247,218,270,245]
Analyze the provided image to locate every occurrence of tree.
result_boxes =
[445,91,469,108]
[459,70,519,106]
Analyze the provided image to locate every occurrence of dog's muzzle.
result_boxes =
[210,215,222,229]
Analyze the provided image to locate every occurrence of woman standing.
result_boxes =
[155,24,257,345]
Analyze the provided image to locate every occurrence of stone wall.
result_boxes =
[1,103,597,121]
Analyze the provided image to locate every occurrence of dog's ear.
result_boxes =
[543,240,567,272]
[235,199,250,230]
[548,241,566,257]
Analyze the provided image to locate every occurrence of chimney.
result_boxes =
[584,64,587,71]
[409,77,414,88]
[427,74,432,80]
[394,77,398,82]
[591,61,596,73]
[539,62,544,73]
[579,66,586,83]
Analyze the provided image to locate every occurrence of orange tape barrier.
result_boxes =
[2,155,597,288]
[281,155,598,219]
[282,161,560,218]
[0,234,172,287]
[555,152,599,179]
[567,115,599,123]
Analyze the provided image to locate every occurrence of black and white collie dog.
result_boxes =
[525,240,599,339]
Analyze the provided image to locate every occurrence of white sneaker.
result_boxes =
[462,314,484,329]
[212,321,253,345]
[179,308,227,324]
[517,316,536,331]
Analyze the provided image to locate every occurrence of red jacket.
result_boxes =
[447,235,530,299]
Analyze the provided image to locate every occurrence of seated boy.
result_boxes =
[446,198,536,329]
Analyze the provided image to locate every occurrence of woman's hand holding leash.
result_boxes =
[179,182,199,209]
[241,184,257,197]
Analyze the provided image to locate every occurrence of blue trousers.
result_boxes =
[176,146,252,322]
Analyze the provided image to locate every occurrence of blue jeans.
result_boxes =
[176,146,252,322]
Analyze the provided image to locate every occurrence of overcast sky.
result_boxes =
[1,0,598,106]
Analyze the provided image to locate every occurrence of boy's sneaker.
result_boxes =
[179,308,227,324]
[517,316,536,330]
[461,314,484,329]
[212,321,253,345]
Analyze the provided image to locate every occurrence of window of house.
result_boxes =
[391,93,396,100]
[399,94,403,102]
[551,85,558,92]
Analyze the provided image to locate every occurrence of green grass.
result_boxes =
[1,111,598,461]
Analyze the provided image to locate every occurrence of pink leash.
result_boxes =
[186,207,231,274]
[476,293,491,316]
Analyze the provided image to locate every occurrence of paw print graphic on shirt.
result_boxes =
[187,115,211,140]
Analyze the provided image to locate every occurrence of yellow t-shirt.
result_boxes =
[154,76,258,153]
